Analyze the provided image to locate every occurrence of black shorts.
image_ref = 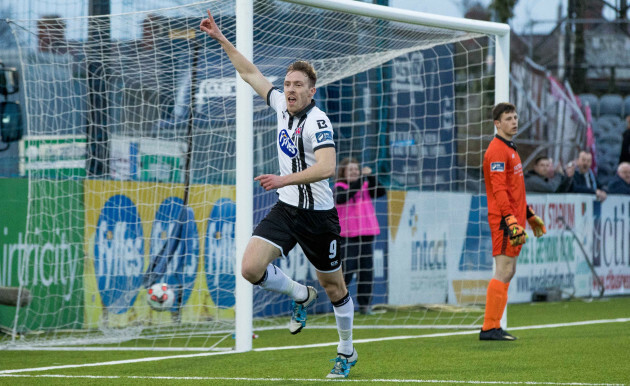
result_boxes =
[252,201,342,273]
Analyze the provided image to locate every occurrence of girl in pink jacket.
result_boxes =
[334,158,386,315]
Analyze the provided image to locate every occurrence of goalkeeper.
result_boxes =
[481,102,546,341]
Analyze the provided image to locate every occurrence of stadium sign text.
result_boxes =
[0,228,80,302]
[150,197,199,310]
[195,76,278,107]
[94,195,144,314]
[205,198,237,308]
[593,197,630,295]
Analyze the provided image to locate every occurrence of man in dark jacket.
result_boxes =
[607,162,630,195]
[569,150,607,202]
[619,116,630,164]
[524,156,572,193]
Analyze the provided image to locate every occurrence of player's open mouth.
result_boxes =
[288,97,296,104]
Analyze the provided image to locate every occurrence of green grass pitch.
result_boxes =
[0,296,629,385]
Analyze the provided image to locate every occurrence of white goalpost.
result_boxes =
[234,0,255,354]
[2,0,509,351]
[233,0,510,351]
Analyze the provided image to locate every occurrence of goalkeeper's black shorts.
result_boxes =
[252,200,342,273]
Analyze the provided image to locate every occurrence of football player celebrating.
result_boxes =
[201,10,357,378]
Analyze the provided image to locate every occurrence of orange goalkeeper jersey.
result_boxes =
[483,134,527,223]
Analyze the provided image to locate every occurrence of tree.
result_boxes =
[489,0,518,24]
[464,2,491,21]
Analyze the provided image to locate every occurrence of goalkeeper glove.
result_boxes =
[526,206,547,237]
[503,214,528,246]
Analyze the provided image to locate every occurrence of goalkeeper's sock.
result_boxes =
[258,264,307,301]
[499,281,510,320]
[482,278,507,331]
[332,292,354,356]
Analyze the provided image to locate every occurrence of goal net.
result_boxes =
[2,0,507,349]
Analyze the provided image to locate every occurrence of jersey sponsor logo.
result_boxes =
[316,131,333,143]
[279,129,298,158]
[317,120,328,129]
[490,162,505,172]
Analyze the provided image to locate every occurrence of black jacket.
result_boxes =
[607,175,630,195]
[571,169,605,194]
[524,170,572,193]
[335,175,386,204]
[620,130,630,164]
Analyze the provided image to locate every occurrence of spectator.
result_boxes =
[334,158,386,315]
[568,150,607,202]
[619,115,630,164]
[607,162,630,195]
[524,155,572,193]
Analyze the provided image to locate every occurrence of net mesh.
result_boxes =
[2,0,498,349]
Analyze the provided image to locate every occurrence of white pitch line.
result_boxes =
[0,317,628,376]
[5,346,232,352]
[0,374,624,385]
[507,318,630,331]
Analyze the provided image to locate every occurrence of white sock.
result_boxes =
[333,293,354,356]
[258,264,307,301]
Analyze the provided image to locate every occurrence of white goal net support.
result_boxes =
[2,0,509,350]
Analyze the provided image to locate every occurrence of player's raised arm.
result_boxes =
[200,9,272,100]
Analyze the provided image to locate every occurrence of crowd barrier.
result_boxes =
[1,178,628,329]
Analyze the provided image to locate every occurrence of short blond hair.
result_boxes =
[286,60,317,87]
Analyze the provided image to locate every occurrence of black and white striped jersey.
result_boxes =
[267,87,335,210]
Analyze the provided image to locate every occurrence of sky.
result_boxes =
[9,0,624,40]
[391,0,565,34]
